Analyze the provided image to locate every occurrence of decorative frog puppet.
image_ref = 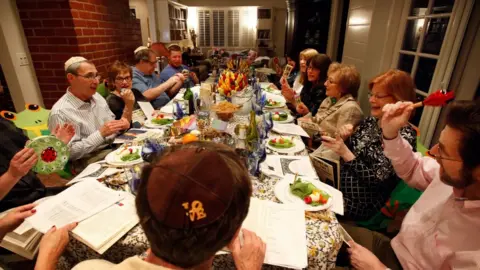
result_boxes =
[1,104,51,139]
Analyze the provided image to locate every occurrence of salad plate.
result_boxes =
[269,110,294,123]
[144,114,174,129]
[105,146,144,166]
[266,135,305,154]
[274,176,333,211]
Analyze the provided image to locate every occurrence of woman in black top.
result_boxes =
[321,69,417,221]
[288,54,331,117]
[105,61,143,120]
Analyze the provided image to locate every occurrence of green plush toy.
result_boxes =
[1,104,51,139]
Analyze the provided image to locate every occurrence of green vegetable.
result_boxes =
[289,178,317,198]
[289,178,330,203]
[120,149,140,162]
[151,118,174,125]
[268,138,294,148]
[273,112,288,121]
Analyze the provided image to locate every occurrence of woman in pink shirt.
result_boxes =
[345,100,480,270]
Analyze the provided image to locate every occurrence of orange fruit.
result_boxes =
[182,134,199,144]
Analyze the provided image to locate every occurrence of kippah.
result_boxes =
[134,46,149,54]
[64,56,87,71]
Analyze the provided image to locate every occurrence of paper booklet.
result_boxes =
[260,155,318,179]
[272,123,310,138]
[310,155,341,190]
[26,178,125,234]
[71,193,139,254]
[241,198,308,269]
[137,101,155,121]
[113,128,149,144]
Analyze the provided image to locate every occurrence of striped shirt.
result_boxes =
[48,89,115,160]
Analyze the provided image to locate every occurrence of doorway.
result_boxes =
[0,65,15,112]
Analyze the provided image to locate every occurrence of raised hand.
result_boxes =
[337,124,354,141]
[120,88,135,107]
[381,101,414,139]
[228,229,266,270]
[7,148,38,179]
[52,123,75,145]
[282,87,295,103]
[321,135,355,162]
[0,203,36,239]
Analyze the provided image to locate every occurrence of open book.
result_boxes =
[71,193,139,254]
[241,198,308,269]
[26,178,125,233]
[0,222,42,260]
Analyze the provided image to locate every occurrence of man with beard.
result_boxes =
[342,100,480,270]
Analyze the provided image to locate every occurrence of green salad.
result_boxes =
[120,148,141,162]
[268,137,294,148]
[151,118,174,125]
[266,99,280,106]
[272,111,288,121]
[290,178,330,206]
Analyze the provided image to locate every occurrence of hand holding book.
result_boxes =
[0,203,36,240]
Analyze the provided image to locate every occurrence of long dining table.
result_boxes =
[57,81,342,270]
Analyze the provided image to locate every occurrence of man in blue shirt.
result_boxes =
[132,46,184,109]
[159,45,199,91]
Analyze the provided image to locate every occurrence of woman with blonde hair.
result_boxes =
[320,69,417,220]
[299,62,364,139]
[281,48,318,99]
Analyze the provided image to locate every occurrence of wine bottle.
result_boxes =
[246,110,258,151]
[183,85,195,115]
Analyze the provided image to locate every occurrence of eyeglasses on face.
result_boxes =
[368,92,392,99]
[326,77,337,84]
[427,144,462,162]
[76,73,101,81]
[115,76,132,83]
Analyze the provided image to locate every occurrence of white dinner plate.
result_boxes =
[266,135,305,154]
[269,110,294,124]
[144,117,174,129]
[274,178,333,211]
[105,146,144,167]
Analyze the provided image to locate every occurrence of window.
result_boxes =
[392,0,473,146]
[197,8,256,49]
[212,10,225,47]
[227,10,240,47]
[198,10,211,47]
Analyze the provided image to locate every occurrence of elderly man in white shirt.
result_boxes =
[48,57,132,168]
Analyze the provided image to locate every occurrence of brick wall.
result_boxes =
[16,0,142,108]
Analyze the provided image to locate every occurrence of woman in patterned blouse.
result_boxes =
[321,69,417,220]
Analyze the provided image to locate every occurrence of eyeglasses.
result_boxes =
[368,92,392,99]
[115,76,132,83]
[77,73,101,81]
[427,144,462,162]
[326,77,337,84]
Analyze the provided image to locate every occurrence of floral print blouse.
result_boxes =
[341,117,417,220]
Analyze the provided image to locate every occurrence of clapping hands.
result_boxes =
[52,123,75,145]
